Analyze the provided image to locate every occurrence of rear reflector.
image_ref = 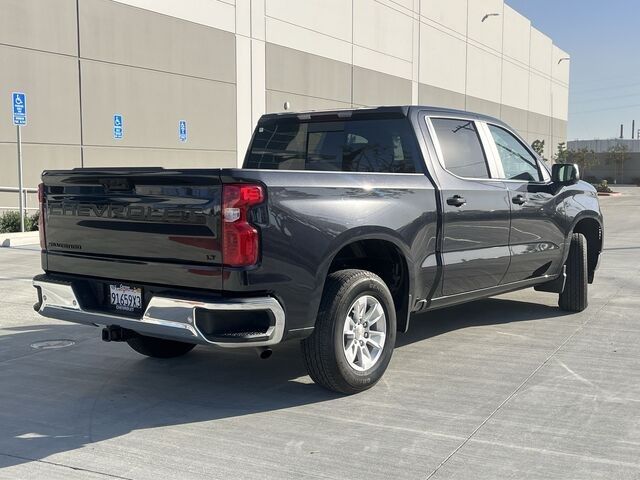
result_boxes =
[37,183,46,250]
[222,184,264,267]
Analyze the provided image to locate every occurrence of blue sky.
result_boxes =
[506,0,640,140]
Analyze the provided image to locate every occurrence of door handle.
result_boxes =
[447,195,466,207]
[512,194,527,205]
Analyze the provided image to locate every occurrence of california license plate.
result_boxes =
[109,284,142,313]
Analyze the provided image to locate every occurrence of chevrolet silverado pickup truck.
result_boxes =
[32,106,603,394]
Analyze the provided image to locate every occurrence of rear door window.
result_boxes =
[245,118,420,173]
[430,118,490,179]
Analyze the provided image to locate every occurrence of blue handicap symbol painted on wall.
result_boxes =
[12,92,27,126]
[179,120,187,143]
[113,114,123,139]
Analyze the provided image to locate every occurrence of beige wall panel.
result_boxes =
[552,46,570,85]
[235,0,251,37]
[419,0,467,35]
[522,132,535,144]
[0,143,81,190]
[466,96,501,118]
[353,67,412,106]
[529,72,551,117]
[391,0,414,10]
[552,82,569,121]
[0,191,32,212]
[419,24,466,95]
[467,0,503,52]
[266,90,351,113]
[466,45,502,104]
[236,36,252,166]
[0,46,80,145]
[501,60,529,111]
[265,44,351,103]
[352,46,412,81]
[500,104,528,136]
[418,84,465,110]
[502,5,530,64]
[251,40,267,126]
[554,120,567,141]
[528,111,551,136]
[80,0,235,83]
[541,134,553,159]
[81,60,236,151]
[251,0,266,40]
[530,28,553,75]
[265,0,352,42]
[354,0,413,62]
[0,191,39,212]
[552,121,568,156]
[82,146,236,169]
[0,0,78,56]
[265,17,352,65]
[111,0,236,34]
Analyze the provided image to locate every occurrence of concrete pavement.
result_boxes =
[0,188,638,479]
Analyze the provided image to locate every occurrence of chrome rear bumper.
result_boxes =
[33,278,285,348]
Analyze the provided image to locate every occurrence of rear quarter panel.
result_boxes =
[220,169,438,335]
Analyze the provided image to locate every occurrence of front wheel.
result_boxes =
[301,269,397,394]
[126,334,196,358]
[559,233,588,312]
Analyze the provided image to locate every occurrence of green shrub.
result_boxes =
[26,211,39,232]
[0,211,21,233]
[596,180,613,194]
[0,210,39,233]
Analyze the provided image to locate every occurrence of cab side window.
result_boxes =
[488,125,542,182]
[431,118,490,179]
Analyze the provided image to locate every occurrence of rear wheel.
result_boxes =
[301,269,396,394]
[126,334,196,358]
[559,233,588,312]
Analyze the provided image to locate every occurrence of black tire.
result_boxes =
[559,233,588,312]
[301,269,397,394]
[126,334,196,358]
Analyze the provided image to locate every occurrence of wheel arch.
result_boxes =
[319,230,415,333]
[568,213,603,283]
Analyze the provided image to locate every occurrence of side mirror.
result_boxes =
[552,163,580,184]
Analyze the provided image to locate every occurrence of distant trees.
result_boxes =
[555,142,598,178]
[530,139,630,182]
[606,144,629,184]
[556,142,569,164]
[531,139,545,158]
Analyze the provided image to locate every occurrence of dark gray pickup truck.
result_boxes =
[33,106,603,394]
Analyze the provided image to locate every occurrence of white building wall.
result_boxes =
[109,0,569,162]
[2,0,569,193]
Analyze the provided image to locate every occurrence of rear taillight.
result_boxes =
[37,183,46,250]
[222,184,264,267]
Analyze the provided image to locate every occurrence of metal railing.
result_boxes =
[0,186,38,213]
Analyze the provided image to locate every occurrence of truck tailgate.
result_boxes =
[42,168,223,290]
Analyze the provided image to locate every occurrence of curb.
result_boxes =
[0,231,39,247]
[597,192,622,197]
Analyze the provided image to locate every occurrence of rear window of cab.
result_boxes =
[245,118,420,173]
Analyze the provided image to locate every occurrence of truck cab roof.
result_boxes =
[258,105,508,127]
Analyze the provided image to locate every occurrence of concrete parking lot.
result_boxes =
[0,188,638,480]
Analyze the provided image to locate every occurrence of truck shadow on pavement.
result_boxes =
[0,296,568,470]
